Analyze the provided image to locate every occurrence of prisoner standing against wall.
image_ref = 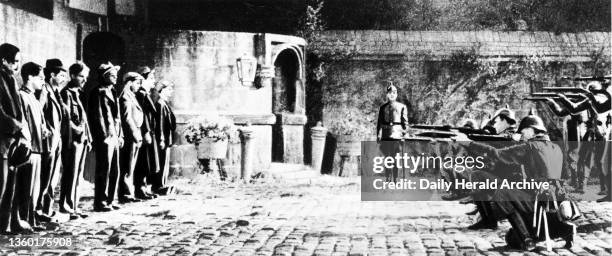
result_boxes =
[0,43,30,234]
[36,59,68,222]
[87,62,123,212]
[59,62,92,219]
[18,62,50,231]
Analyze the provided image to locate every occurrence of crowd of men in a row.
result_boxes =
[377,79,610,251]
[0,43,176,234]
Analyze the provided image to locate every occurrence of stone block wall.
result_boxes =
[311,30,611,60]
[0,1,98,67]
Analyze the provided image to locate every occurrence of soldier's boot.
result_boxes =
[507,213,535,251]
[598,172,607,195]
[597,174,611,202]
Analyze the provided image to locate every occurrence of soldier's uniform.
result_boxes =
[376,84,408,182]
[467,115,575,250]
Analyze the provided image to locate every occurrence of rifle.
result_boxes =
[561,75,611,82]
[531,92,584,98]
[542,87,590,94]
[524,97,552,101]
[410,124,491,135]
[467,134,513,141]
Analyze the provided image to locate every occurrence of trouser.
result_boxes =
[567,144,580,187]
[152,147,170,192]
[577,143,606,191]
[0,158,15,232]
[94,142,120,207]
[37,145,62,217]
[119,142,140,199]
[379,139,402,182]
[60,143,87,213]
[135,142,159,195]
[15,154,41,227]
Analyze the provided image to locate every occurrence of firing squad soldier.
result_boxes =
[457,114,576,251]
[467,107,520,230]
[553,80,611,200]
[59,62,91,219]
[376,82,408,182]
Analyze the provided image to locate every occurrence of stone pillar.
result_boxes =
[240,123,255,181]
[310,121,327,173]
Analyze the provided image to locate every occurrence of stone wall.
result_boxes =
[311,30,611,61]
[0,1,99,66]
[307,30,611,174]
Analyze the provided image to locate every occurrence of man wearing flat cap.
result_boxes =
[87,62,123,212]
[118,72,145,203]
[134,66,159,199]
[35,59,68,222]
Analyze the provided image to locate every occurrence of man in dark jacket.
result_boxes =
[134,66,159,200]
[35,59,68,222]
[118,72,145,203]
[0,43,30,234]
[376,82,408,182]
[59,62,91,219]
[87,62,123,212]
[153,81,176,195]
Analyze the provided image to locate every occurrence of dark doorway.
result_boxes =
[272,49,299,162]
[81,32,126,102]
[82,32,126,75]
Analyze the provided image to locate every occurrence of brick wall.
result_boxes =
[0,1,99,66]
[311,30,611,60]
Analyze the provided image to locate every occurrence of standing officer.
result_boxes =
[0,43,30,233]
[376,81,408,182]
[59,62,91,219]
[36,59,68,222]
[134,66,159,200]
[152,81,176,195]
[118,72,145,203]
[87,62,123,212]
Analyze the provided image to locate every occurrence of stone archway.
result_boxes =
[271,47,307,164]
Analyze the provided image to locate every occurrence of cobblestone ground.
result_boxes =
[0,174,610,256]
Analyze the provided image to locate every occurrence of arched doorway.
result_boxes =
[82,32,126,72]
[271,48,306,164]
[81,32,125,182]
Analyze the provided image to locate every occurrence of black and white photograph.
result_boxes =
[0,0,611,255]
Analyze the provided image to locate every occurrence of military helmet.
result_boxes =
[518,115,547,133]
[492,107,517,125]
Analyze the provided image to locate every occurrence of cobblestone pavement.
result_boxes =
[0,174,610,256]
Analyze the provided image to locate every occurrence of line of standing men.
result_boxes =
[0,43,176,234]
